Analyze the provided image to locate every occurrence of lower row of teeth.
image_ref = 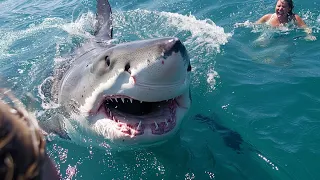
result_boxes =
[105,107,176,135]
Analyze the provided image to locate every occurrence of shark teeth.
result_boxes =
[105,110,177,136]
[154,121,159,130]
[136,121,142,130]
[104,95,178,105]
[130,129,136,137]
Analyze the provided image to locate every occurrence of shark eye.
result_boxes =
[125,63,130,72]
[187,63,192,72]
[105,56,110,66]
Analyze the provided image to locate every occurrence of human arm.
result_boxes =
[255,14,272,24]
[295,14,316,41]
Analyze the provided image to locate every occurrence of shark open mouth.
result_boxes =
[95,95,179,137]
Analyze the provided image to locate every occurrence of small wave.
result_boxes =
[0,12,98,60]
[0,18,66,59]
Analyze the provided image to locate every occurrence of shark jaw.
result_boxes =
[84,90,191,147]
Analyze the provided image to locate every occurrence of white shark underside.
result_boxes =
[43,0,192,148]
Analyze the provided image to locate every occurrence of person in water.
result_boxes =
[256,0,316,40]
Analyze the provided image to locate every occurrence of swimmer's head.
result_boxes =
[0,89,60,180]
[275,0,294,16]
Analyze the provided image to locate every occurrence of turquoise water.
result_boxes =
[1,0,320,179]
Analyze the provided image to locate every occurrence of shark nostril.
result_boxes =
[164,38,181,53]
[163,38,189,62]
[171,40,182,53]
[163,38,183,58]
[125,63,131,73]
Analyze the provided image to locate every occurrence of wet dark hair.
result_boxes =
[277,0,294,15]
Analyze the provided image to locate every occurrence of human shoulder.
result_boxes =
[256,14,273,24]
[293,14,307,28]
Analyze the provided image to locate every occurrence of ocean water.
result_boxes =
[1,0,320,179]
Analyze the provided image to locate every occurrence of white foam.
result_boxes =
[234,20,254,28]
[61,12,96,39]
[207,69,219,90]
[160,11,231,53]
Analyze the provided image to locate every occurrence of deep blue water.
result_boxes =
[1,0,320,179]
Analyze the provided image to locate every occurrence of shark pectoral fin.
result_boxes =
[194,113,244,153]
[39,114,71,140]
[95,0,113,41]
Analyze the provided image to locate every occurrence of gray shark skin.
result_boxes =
[42,0,192,149]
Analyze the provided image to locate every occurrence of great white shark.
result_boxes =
[41,0,192,148]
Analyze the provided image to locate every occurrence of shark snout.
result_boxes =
[131,37,190,95]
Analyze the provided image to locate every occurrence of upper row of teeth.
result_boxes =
[108,98,135,103]
[106,97,175,103]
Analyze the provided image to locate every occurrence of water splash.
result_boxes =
[38,76,60,109]
[65,165,77,180]
[207,69,219,91]
[160,11,231,54]
[61,11,96,39]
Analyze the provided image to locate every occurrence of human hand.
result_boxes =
[304,34,317,41]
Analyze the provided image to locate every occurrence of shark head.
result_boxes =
[48,0,192,148]
[57,37,191,147]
